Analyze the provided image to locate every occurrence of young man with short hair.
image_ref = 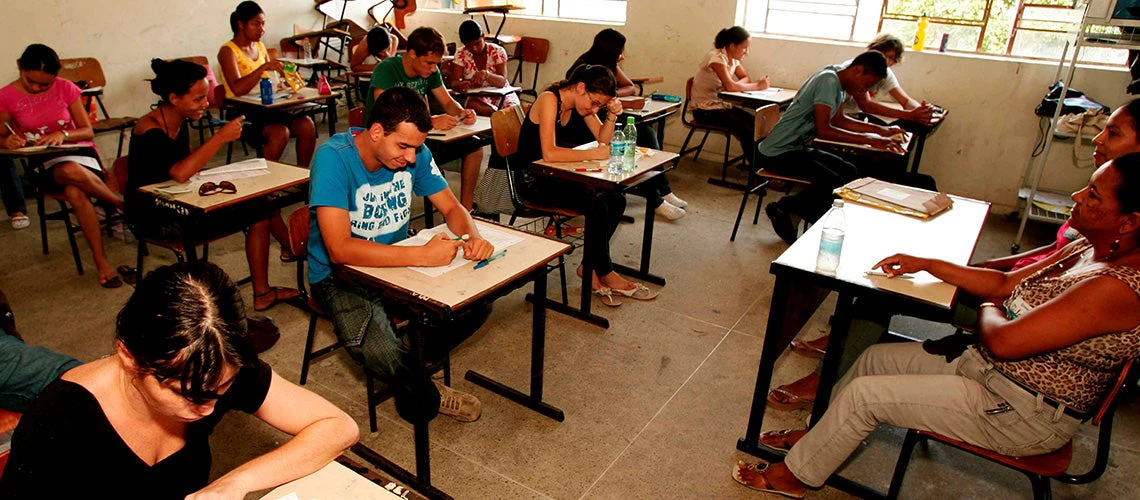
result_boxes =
[309,87,495,424]
[758,51,906,243]
[366,26,484,212]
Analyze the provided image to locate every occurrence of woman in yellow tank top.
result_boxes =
[217,1,316,167]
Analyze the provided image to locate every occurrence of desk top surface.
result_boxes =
[621,99,680,121]
[719,88,799,107]
[260,461,403,500]
[812,131,914,156]
[343,220,571,312]
[228,87,341,110]
[532,148,679,187]
[772,195,990,309]
[427,116,492,142]
[138,161,309,212]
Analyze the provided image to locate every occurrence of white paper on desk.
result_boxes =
[395,225,523,277]
[463,85,520,95]
[278,57,327,65]
[199,158,269,176]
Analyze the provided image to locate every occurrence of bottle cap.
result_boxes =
[832,199,844,208]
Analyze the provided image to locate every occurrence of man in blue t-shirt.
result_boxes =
[366,26,485,213]
[308,87,495,424]
[758,51,906,244]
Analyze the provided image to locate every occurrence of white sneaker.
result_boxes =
[655,201,686,221]
[663,192,688,208]
[435,381,481,422]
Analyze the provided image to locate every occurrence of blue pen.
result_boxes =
[473,250,506,270]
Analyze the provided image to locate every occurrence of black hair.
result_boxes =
[406,26,445,57]
[230,1,264,35]
[115,261,256,404]
[867,33,905,62]
[714,26,751,49]
[458,20,484,44]
[17,44,61,75]
[148,58,207,102]
[849,50,888,79]
[369,86,432,133]
[548,64,617,97]
[1113,152,1140,215]
[1119,98,1140,133]
[567,29,626,77]
[366,26,393,59]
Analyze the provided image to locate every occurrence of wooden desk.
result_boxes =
[719,88,799,110]
[629,76,664,96]
[261,458,415,500]
[621,99,681,144]
[426,116,491,142]
[736,195,990,498]
[811,131,914,158]
[137,161,309,261]
[226,87,342,137]
[854,103,948,174]
[453,85,522,110]
[463,4,525,42]
[337,220,570,498]
[530,149,679,328]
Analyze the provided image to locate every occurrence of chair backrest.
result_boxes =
[490,103,530,157]
[58,57,107,89]
[754,104,781,142]
[171,56,221,108]
[516,37,549,64]
[682,77,695,127]
[287,206,311,260]
[1093,358,1135,425]
[111,156,129,197]
[211,85,227,112]
[348,106,365,128]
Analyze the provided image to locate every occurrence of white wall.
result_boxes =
[3,0,1128,211]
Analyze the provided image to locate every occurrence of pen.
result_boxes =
[427,132,446,137]
[575,168,603,172]
[864,270,914,280]
[3,122,15,136]
[473,250,506,270]
[452,234,470,241]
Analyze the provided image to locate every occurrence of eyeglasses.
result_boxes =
[198,181,237,196]
[589,97,607,109]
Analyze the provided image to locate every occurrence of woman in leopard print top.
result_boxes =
[733,155,1140,497]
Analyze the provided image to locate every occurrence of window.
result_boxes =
[740,0,1128,65]
[420,0,626,24]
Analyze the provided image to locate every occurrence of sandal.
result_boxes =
[610,283,658,301]
[759,428,808,453]
[790,335,828,359]
[116,265,138,286]
[767,387,814,411]
[280,249,298,263]
[10,215,29,230]
[99,275,123,289]
[593,287,622,307]
[732,462,807,499]
[254,287,301,312]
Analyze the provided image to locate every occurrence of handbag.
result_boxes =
[1035,81,1109,118]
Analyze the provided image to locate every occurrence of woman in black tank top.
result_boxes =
[512,65,659,307]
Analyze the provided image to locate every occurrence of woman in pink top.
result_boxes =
[0,44,125,288]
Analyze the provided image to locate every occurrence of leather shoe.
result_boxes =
[765,203,797,244]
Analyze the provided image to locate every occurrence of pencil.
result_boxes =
[473,250,507,270]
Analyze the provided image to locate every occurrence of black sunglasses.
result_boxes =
[198,180,237,196]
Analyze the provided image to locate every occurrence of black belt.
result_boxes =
[1001,371,1089,420]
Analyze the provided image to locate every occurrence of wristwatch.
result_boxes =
[979,302,999,310]
[61,129,70,141]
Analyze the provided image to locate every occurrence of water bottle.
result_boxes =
[816,199,846,274]
[301,37,313,59]
[622,117,637,172]
[259,76,274,105]
[608,128,625,175]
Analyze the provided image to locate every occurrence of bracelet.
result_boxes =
[979,302,999,310]
[62,129,70,141]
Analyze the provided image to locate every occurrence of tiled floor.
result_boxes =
[3,118,1138,499]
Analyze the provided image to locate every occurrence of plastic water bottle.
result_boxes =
[622,117,637,172]
[816,199,846,274]
[608,128,626,175]
[301,37,313,59]
[259,76,274,105]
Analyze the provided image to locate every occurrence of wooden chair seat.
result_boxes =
[679,77,743,176]
[93,116,138,133]
[917,431,1074,477]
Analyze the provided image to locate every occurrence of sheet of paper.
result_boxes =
[746,88,782,95]
[463,85,520,95]
[395,225,524,277]
[199,158,269,176]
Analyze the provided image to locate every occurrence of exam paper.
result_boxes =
[395,225,523,277]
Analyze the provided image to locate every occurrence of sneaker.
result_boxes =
[663,192,688,208]
[9,215,29,230]
[435,381,481,422]
[765,203,797,244]
[655,201,686,221]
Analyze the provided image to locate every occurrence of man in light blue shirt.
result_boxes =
[308,87,495,424]
[758,51,905,243]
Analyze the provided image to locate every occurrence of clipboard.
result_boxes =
[834,177,952,219]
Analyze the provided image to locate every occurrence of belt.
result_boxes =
[1000,370,1089,420]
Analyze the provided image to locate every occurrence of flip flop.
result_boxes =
[99,275,123,289]
[593,287,622,307]
[10,215,29,230]
[767,387,814,411]
[759,429,808,453]
[610,282,658,301]
[254,286,301,312]
[732,461,806,499]
[790,336,828,359]
[280,250,298,263]
[116,265,138,286]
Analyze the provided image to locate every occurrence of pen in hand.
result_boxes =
[452,234,470,242]
[473,250,506,270]
[864,270,914,280]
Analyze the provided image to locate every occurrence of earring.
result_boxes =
[1108,238,1122,261]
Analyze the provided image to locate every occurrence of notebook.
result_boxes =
[834,177,952,219]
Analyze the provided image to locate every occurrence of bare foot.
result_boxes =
[767,372,820,410]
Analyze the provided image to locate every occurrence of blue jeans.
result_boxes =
[0,157,26,216]
[0,329,81,413]
[311,277,491,423]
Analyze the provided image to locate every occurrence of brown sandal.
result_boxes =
[254,287,301,312]
[759,428,808,452]
[790,335,828,358]
[767,387,814,411]
[732,461,807,499]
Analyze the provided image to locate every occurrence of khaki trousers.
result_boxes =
[784,343,1082,487]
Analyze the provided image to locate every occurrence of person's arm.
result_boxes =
[0,110,26,149]
[888,86,922,111]
[430,85,474,125]
[186,370,359,499]
[316,205,463,267]
[975,243,1055,270]
[167,117,244,182]
[532,93,608,162]
[828,111,906,153]
[430,186,494,261]
[977,276,1140,360]
[583,98,622,143]
[218,45,284,97]
[613,66,637,97]
[33,98,95,147]
[709,62,766,92]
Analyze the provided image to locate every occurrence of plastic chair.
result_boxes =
[887,359,1138,500]
[509,37,549,101]
[0,408,20,478]
[729,104,811,241]
[57,58,138,157]
[286,206,450,433]
[678,77,744,180]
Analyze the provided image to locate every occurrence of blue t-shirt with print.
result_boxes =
[307,129,448,284]
[758,68,846,157]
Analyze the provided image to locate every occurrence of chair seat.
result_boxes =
[916,430,1074,477]
[520,201,580,219]
[688,119,733,133]
[307,296,329,318]
[93,117,138,132]
[755,168,812,185]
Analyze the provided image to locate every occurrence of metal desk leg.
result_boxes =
[528,193,610,328]
[351,443,453,500]
[810,291,855,426]
[909,133,928,174]
[611,192,665,286]
[467,269,565,421]
[326,96,337,137]
[736,275,791,459]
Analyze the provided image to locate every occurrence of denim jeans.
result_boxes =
[0,329,81,413]
[0,157,26,216]
[311,277,491,423]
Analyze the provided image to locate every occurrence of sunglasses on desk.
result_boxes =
[198,181,237,196]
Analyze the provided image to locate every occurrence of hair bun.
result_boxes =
[150,58,168,75]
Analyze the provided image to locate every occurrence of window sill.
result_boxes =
[415,8,625,27]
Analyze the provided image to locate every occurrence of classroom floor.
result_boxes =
[3,117,1139,500]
